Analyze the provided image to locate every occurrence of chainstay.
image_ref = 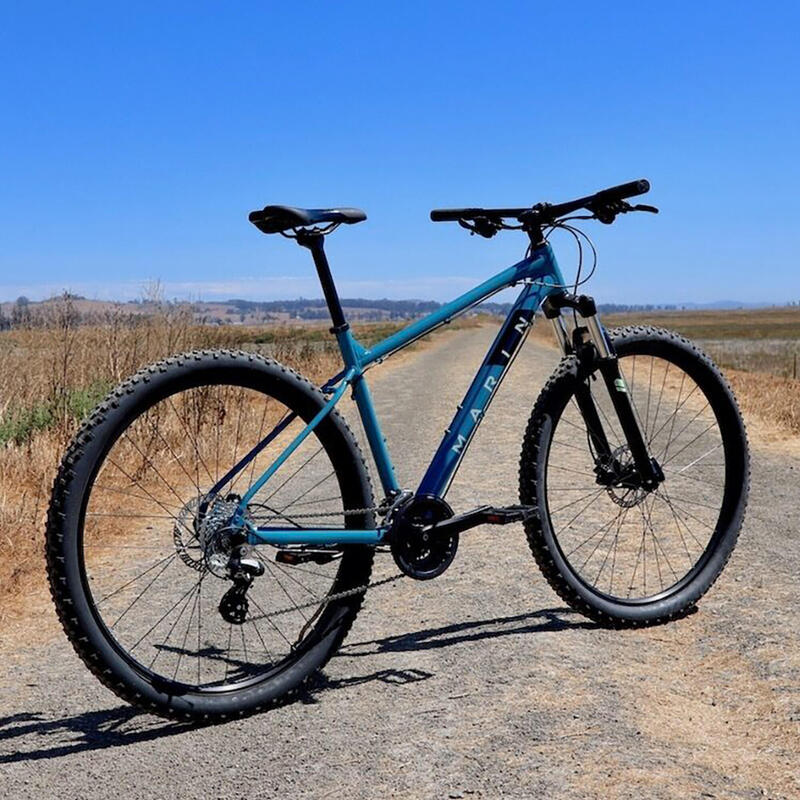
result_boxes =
[243,500,404,623]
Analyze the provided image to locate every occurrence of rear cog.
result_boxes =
[390,495,458,580]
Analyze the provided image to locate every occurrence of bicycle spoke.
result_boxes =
[557,489,616,539]
[648,361,670,446]
[75,371,357,699]
[262,445,326,504]
[128,575,203,652]
[109,556,179,629]
[565,513,621,558]
[660,372,686,464]
[260,558,310,622]
[660,420,721,468]
[655,488,710,548]
[174,576,203,681]
[92,482,183,510]
[249,596,294,649]
[662,467,724,489]
[270,559,324,598]
[96,553,177,606]
[656,401,711,463]
[166,395,216,487]
[594,506,629,590]
[278,470,337,515]
[244,397,274,495]
[104,456,194,540]
[149,580,199,670]
[649,382,700,448]
[551,487,605,514]
[544,347,726,604]
[644,356,654,437]
[578,504,624,572]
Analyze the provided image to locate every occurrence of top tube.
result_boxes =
[356,244,563,369]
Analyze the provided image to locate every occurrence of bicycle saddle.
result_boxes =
[249,205,367,234]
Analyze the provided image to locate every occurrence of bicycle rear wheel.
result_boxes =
[519,326,749,626]
[46,350,375,720]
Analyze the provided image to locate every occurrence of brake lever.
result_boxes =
[591,200,660,224]
[590,200,625,224]
[458,216,500,238]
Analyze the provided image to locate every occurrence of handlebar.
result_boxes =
[430,179,651,225]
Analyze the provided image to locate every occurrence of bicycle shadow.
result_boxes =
[339,605,597,657]
[0,665,429,765]
[0,606,589,763]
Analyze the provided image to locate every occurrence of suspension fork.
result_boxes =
[543,293,662,488]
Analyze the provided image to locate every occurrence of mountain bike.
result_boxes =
[46,179,749,720]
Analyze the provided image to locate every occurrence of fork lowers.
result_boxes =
[542,291,664,490]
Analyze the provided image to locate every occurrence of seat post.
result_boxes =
[297,231,348,332]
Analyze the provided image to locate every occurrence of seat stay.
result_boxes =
[232,369,355,527]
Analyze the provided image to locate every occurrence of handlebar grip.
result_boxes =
[595,179,650,201]
[430,208,481,221]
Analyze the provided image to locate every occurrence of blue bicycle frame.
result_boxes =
[228,241,568,547]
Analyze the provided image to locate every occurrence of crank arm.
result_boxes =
[426,504,535,538]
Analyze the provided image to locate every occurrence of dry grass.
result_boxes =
[531,306,800,434]
[601,305,800,380]
[0,295,478,627]
[598,305,800,341]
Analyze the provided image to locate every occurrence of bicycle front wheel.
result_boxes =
[46,350,375,720]
[519,326,749,626]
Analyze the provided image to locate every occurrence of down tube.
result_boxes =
[417,282,550,498]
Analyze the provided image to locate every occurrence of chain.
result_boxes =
[245,499,407,624]
[247,503,391,522]
[246,571,405,624]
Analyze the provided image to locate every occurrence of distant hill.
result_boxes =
[0,293,790,330]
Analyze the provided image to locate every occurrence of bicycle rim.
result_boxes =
[78,376,368,692]
[543,345,732,604]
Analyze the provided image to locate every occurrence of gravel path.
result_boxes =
[1,325,797,799]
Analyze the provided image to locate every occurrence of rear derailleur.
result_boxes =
[218,543,265,625]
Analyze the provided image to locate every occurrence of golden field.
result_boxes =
[0,296,439,625]
[532,304,800,434]
[0,299,797,626]
[603,306,800,434]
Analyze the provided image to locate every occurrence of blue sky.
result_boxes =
[1,2,798,305]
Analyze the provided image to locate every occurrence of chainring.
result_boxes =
[390,495,458,580]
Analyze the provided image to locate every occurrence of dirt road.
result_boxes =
[1,325,797,799]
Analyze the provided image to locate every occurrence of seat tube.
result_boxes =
[350,374,399,495]
[296,231,399,496]
[297,232,348,332]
